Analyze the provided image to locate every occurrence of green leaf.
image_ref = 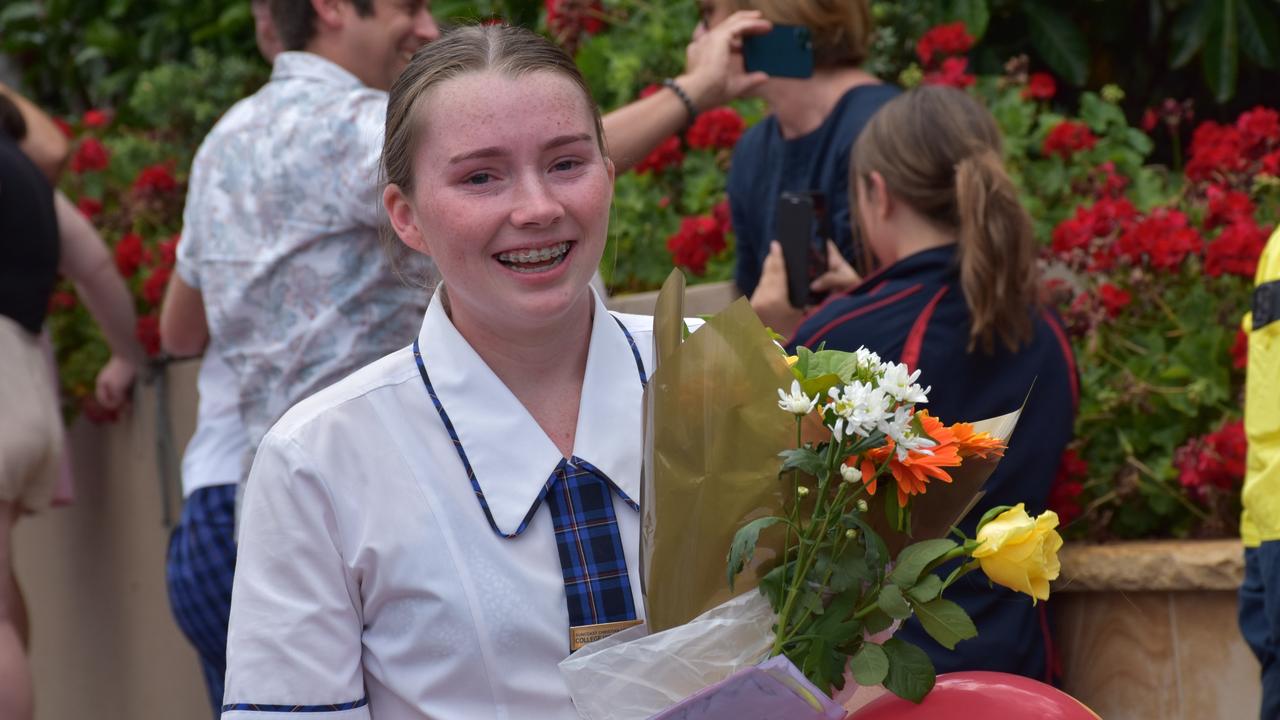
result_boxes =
[1237,0,1280,68]
[877,584,912,620]
[906,574,944,604]
[942,0,990,40]
[863,608,894,635]
[881,638,937,703]
[1171,0,1212,68]
[779,448,825,478]
[798,589,826,617]
[850,643,890,686]
[727,516,785,590]
[912,598,979,650]
[1023,0,1090,86]
[826,543,871,593]
[758,562,790,611]
[890,539,957,588]
[1203,0,1240,102]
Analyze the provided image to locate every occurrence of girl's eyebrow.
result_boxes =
[448,134,594,164]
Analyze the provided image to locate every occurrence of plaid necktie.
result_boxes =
[412,315,648,632]
[544,458,638,626]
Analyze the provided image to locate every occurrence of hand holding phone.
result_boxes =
[742,25,814,79]
[775,192,829,309]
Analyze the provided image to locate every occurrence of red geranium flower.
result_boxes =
[1204,185,1255,229]
[686,107,745,150]
[81,394,120,424]
[1097,283,1131,318]
[1176,420,1247,498]
[634,135,684,174]
[712,199,732,235]
[159,234,180,267]
[82,109,110,128]
[1262,150,1280,177]
[639,83,662,99]
[114,232,145,278]
[70,138,110,173]
[666,214,726,276]
[1050,197,1137,263]
[923,56,975,89]
[1042,120,1097,159]
[143,266,172,306]
[1231,328,1249,370]
[1048,448,1089,525]
[1141,109,1159,133]
[1236,107,1280,153]
[136,314,162,357]
[133,162,178,196]
[546,0,604,36]
[77,196,103,219]
[1115,208,1201,271]
[53,117,73,138]
[47,290,77,313]
[1022,72,1056,101]
[1186,121,1248,183]
[915,22,973,67]
[1205,219,1268,278]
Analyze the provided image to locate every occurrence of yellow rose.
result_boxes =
[971,504,1063,603]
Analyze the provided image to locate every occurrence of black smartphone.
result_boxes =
[743,25,815,79]
[776,191,829,309]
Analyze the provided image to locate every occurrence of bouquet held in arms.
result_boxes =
[559,271,1065,719]
[733,345,1063,701]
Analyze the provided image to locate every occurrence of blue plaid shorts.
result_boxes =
[166,483,237,718]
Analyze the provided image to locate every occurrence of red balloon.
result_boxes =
[848,672,1099,720]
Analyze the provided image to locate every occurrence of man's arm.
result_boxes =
[0,83,69,182]
[160,272,210,357]
[603,11,770,173]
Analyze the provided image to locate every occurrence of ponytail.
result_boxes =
[850,85,1041,355]
[954,151,1038,354]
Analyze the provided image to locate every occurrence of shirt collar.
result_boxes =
[417,287,645,536]
[270,51,368,90]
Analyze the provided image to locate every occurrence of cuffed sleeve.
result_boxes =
[221,431,366,716]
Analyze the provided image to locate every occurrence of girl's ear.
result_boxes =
[383,184,430,256]
[868,170,892,221]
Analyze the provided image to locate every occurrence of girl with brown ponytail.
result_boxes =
[786,85,1079,682]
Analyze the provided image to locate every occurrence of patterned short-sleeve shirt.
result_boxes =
[177,51,435,454]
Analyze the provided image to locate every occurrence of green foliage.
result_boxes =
[0,0,263,112]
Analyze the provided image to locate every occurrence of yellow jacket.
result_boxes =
[1242,225,1280,547]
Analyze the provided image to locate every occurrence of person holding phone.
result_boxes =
[786,86,1077,683]
[702,0,898,300]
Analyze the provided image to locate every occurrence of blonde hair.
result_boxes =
[730,0,872,68]
[850,86,1038,354]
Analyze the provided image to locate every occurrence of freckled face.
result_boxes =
[386,70,614,335]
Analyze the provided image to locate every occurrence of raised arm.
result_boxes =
[54,191,147,409]
[0,83,69,182]
[602,11,770,173]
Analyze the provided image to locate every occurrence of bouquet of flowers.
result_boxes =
[561,272,1066,718]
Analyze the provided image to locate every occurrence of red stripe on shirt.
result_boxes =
[1041,307,1079,411]
[795,285,924,348]
[900,287,949,372]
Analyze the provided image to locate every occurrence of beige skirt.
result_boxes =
[0,313,63,513]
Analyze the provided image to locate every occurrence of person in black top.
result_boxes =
[760,86,1078,682]
[0,87,143,720]
[699,0,898,298]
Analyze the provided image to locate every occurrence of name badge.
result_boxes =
[569,619,644,652]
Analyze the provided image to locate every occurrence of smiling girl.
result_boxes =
[220,25,662,720]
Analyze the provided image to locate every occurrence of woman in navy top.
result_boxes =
[699,0,898,297]
[784,86,1078,682]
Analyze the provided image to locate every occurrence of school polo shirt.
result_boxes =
[1242,226,1280,546]
[222,288,653,719]
[789,244,1078,680]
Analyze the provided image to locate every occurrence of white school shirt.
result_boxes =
[223,288,652,719]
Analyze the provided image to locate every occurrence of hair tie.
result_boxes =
[662,78,699,129]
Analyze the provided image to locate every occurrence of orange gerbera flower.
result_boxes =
[855,411,965,506]
[950,421,1007,459]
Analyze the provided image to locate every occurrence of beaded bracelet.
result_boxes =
[662,78,699,128]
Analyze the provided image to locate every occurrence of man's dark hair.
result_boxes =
[269,0,375,52]
[0,94,27,141]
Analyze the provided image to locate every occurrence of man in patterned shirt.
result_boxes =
[159,1,439,714]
